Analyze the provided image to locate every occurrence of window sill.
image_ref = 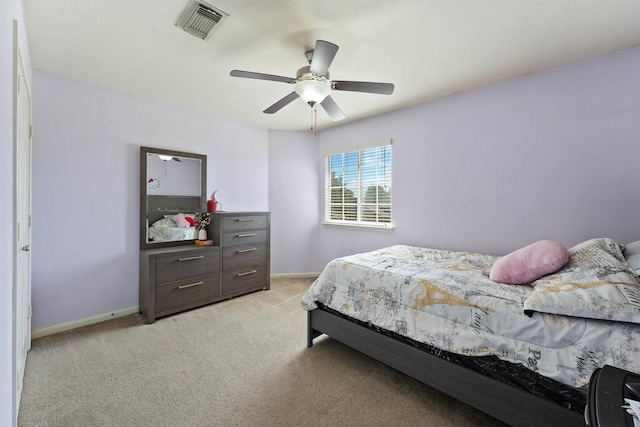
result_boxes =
[322,222,394,232]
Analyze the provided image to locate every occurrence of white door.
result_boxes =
[15,29,32,409]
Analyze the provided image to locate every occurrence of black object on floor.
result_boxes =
[587,365,640,426]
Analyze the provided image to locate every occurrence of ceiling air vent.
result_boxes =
[176,0,229,40]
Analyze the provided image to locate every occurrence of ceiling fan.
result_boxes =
[230,40,394,122]
[157,154,181,162]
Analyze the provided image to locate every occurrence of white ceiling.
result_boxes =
[23,0,640,131]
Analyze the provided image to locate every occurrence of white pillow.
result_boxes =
[624,240,640,273]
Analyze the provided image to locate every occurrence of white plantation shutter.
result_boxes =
[324,140,392,227]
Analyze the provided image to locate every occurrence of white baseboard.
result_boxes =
[271,273,319,279]
[31,306,139,340]
[31,274,318,339]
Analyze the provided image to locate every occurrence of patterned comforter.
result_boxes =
[301,239,640,389]
[147,225,196,242]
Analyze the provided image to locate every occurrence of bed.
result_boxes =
[145,195,200,243]
[302,238,640,426]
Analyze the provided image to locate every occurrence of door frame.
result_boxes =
[13,18,32,423]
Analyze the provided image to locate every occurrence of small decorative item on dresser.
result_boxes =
[208,190,220,213]
[195,239,213,246]
[194,210,211,240]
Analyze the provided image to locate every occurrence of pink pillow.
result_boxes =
[172,213,190,228]
[489,240,569,285]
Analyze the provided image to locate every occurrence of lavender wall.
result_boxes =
[268,130,319,274]
[269,47,640,274]
[31,71,269,331]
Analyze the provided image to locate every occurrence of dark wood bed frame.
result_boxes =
[307,308,586,427]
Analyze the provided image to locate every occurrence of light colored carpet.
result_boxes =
[18,278,505,427]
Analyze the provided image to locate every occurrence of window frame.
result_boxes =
[323,139,393,231]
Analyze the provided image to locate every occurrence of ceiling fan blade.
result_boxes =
[320,96,346,122]
[263,91,300,114]
[309,40,339,76]
[172,157,182,162]
[331,80,394,95]
[230,70,295,84]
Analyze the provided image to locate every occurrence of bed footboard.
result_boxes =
[307,308,585,427]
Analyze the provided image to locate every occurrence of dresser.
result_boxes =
[208,212,271,297]
[139,245,220,323]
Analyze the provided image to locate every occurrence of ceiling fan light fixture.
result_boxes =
[158,154,174,161]
[295,78,330,105]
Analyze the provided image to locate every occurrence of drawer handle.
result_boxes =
[236,233,257,238]
[235,218,255,222]
[178,281,204,289]
[236,270,257,277]
[177,256,205,262]
[236,248,257,253]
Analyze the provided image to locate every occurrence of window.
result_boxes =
[324,140,392,228]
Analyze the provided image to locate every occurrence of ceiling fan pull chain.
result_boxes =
[313,104,318,135]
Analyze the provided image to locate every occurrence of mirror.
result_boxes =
[140,146,206,250]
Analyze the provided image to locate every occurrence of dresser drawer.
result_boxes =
[155,249,220,284]
[222,214,268,231]
[156,274,220,314]
[221,229,267,247]
[222,265,268,295]
[222,244,267,271]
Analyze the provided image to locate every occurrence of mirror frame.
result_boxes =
[140,146,207,250]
